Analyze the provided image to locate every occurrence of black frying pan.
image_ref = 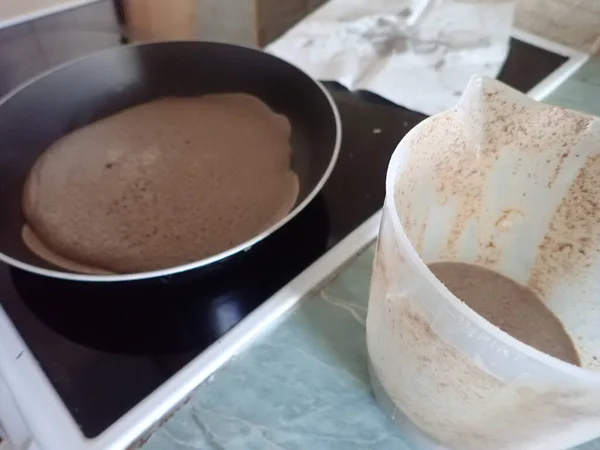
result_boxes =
[0,41,341,282]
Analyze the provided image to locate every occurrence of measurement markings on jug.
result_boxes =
[444,312,524,362]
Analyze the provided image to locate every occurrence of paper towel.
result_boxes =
[267,0,516,116]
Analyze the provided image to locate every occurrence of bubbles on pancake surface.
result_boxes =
[22,94,299,274]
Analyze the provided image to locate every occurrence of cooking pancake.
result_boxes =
[22,93,299,274]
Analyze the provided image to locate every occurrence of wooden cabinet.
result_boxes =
[122,0,327,47]
[123,0,196,41]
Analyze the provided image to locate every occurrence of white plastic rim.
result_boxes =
[0,41,343,283]
[384,110,600,387]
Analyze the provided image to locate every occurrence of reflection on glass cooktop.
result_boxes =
[0,38,567,437]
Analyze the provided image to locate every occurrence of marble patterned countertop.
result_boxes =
[141,57,600,450]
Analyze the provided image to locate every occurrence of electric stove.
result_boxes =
[0,29,587,450]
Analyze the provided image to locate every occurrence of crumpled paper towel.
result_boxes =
[267,0,516,116]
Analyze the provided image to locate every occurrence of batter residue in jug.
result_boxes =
[22,93,298,274]
[428,262,581,366]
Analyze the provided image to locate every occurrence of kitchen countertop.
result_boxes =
[141,57,600,450]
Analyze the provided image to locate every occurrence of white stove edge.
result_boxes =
[0,0,103,30]
[0,29,588,450]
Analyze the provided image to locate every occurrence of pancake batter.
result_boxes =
[428,261,580,365]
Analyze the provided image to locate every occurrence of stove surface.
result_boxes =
[0,38,566,438]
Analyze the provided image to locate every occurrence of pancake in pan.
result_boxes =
[22,93,299,274]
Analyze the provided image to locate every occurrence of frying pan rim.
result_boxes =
[0,40,342,282]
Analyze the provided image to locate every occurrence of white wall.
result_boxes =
[515,0,600,54]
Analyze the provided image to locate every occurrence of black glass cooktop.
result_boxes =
[0,38,566,438]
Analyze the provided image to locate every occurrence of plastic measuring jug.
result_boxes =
[366,76,600,450]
